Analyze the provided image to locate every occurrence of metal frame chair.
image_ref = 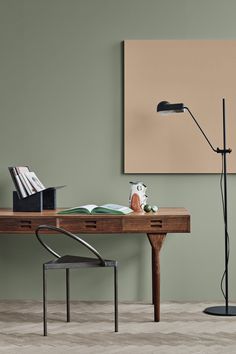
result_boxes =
[35,225,118,336]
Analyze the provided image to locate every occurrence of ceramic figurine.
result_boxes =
[129,181,147,212]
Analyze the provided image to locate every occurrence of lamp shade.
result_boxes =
[157,101,185,113]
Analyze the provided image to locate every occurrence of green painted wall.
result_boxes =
[0,0,236,302]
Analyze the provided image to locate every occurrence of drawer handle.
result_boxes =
[20,220,32,229]
[150,219,162,228]
[84,220,97,229]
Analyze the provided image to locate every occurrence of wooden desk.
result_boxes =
[0,207,190,322]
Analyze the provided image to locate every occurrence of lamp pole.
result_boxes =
[204,98,232,315]
[222,98,229,312]
[157,99,236,316]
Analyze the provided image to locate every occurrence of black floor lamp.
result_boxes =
[157,99,236,316]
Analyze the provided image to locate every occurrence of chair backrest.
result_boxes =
[35,225,106,266]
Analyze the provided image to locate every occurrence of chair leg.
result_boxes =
[114,265,118,332]
[43,265,47,336]
[66,268,70,322]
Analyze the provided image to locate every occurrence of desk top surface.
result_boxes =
[0,207,189,218]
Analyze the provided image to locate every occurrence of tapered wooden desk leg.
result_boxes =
[147,233,166,322]
[151,247,155,305]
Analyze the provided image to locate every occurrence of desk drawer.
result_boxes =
[122,216,190,233]
[0,218,56,233]
[122,218,163,232]
[58,218,122,233]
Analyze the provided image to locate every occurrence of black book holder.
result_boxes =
[13,186,65,212]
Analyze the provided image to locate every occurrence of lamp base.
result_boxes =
[204,305,236,316]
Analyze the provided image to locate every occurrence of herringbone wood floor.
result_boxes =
[0,300,236,353]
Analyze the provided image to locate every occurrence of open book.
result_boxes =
[58,203,133,215]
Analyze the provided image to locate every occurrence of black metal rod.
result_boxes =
[222,98,229,311]
[43,266,47,336]
[184,107,218,153]
[114,265,118,332]
[66,268,70,322]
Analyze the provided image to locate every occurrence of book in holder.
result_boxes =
[13,186,65,212]
[9,165,65,212]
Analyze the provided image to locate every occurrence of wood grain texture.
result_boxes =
[0,208,190,234]
[148,233,166,321]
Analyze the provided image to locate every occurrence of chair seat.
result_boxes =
[45,255,117,269]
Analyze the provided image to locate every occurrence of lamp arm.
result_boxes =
[184,107,219,153]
